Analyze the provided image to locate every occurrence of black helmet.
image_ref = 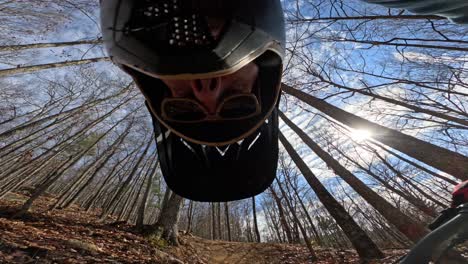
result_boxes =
[101,0,285,201]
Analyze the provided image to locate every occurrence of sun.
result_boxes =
[349,128,373,141]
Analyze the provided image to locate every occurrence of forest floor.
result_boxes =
[0,193,407,264]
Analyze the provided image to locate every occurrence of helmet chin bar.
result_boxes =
[157,130,263,172]
[101,0,285,201]
[157,127,264,158]
[150,103,279,202]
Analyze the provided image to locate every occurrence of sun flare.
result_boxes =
[350,129,373,141]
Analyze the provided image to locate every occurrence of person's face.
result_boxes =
[160,62,259,114]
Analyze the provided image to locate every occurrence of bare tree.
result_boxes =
[282,84,468,180]
[147,190,184,246]
[279,131,384,259]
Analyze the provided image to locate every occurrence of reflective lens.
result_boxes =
[219,95,259,118]
[161,94,260,122]
[162,100,206,121]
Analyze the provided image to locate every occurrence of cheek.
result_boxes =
[233,81,254,93]
[161,80,192,97]
[224,64,259,93]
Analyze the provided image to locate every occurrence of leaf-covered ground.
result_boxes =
[0,193,407,263]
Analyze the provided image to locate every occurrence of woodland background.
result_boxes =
[0,0,467,262]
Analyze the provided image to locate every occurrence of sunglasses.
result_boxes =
[161,94,261,123]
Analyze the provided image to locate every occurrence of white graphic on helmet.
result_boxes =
[156,130,171,143]
[248,132,261,151]
[215,145,231,156]
[180,138,196,154]
[177,133,262,156]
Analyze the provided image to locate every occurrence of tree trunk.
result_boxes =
[282,84,468,180]
[99,136,153,221]
[263,203,283,242]
[0,114,73,160]
[224,202,231,241]
[0,38,102,52]
[82,148,140,212]
[337,148,438,218]
[186,200,194,233]
[83,159,122,212]
[326,37,468,52]
[123,172,148,223]
[54,126,133,210]
[279,131,384,259]
[217,202,222,240]
[0,105,130,199]
[275,181,318,261]
[13,157,72,217]
[211,202,216,240]
[252,196,261,243]
[52,156,102,209]
[14,115,126,216]
[283,170,323,245]
[61,130,130,209]
[288,14,443,23]
[0,102,138,199]
[312,74,468,125]
[373,150,447,208]
[269,187,294,243]
[0,86,132,145]
[116,176,143,222]
[372,142,458,185]
[136,159,158,228]
[0,57,110,78]
[280,111,429,242]
[147,192,184,246]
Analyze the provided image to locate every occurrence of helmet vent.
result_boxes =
[126,0,215,51]
[168,15,212,47]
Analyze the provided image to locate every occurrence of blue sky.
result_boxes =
[1,0,467,239]
[2,0,465,183]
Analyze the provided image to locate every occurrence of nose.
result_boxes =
[190,77,223,114]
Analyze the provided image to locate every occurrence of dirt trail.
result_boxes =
[171,234,406,264]
[0,193,406,264]
[171,235,316,264]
